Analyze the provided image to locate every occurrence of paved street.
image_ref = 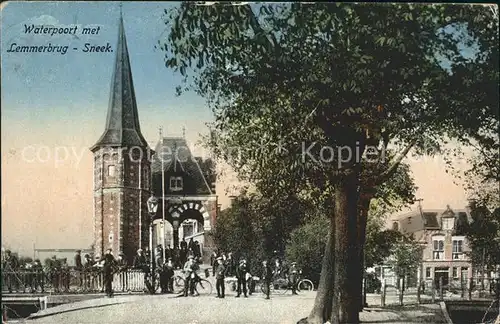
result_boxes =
[22,291,446,324]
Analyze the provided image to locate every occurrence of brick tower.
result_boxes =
[90,12,151,263]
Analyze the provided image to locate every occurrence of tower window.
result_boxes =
[170,176,183,191]
[108,165,116,177]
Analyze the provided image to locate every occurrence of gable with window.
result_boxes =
[432,236,445,260]
[452,236,464,260]
[170,176,183,192]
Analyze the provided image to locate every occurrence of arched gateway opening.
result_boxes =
[151,198,215,263]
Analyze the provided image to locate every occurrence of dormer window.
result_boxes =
[170,176,183,191]
[442,218,454,230]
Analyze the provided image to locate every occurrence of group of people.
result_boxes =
[210,250,302,300]
[2,250,82,293]
[131,244,201,296]
[3,247,303,300]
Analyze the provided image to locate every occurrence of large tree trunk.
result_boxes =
[305,216,336,324]
[356,194,372,312]
[333,172,360,324]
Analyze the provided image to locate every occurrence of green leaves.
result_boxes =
[159,2,497,250]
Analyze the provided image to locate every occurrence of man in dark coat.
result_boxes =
[83,254,94,290]
[101,248,117,297]
[164,258,175,293]
[194,241,201,259]
[133,249,148,273]
[180,238,188,250]
[33,259,44,292]
[3,250,19,292]
[49,256,61,293]
[235,259,248,298]
[188,238,194,253]
[210,251,218,276]
[225,253,235,277]
[288,262,299,295]
[215,257,226,298]
[261,260,272,300]
[74,250,83,287]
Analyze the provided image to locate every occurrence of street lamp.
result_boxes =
[172,212,180,250]
[147,194,159,293]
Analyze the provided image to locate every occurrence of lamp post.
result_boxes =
[147,194,159,293]
[172,213,180,250]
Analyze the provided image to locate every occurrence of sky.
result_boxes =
[1,1,473,256]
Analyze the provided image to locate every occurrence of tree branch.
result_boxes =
[375,138,417,186]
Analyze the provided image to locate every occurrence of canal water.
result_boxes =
[447,300,499,324]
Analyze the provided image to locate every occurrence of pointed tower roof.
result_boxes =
[91,10,148,152]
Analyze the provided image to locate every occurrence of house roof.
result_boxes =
[91,14,149,151]
[390,206,473,234]
[151,137,213,195]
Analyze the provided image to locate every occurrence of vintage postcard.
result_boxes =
[1,2,499,324]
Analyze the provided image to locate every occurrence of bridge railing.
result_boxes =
[1,268,147,294]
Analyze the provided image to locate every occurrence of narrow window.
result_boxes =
[108,165,116,177]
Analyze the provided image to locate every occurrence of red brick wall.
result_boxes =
[93,147,151,263]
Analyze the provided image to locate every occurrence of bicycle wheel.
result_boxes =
[172,276,185,294]
[276,279,289,295]
[297,279,314,292]
[260,282,274,295]
[195,279,212,296]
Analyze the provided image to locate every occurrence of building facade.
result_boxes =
[90,13,217,264]
[388,205,473,289]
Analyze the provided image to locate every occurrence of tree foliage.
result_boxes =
[213,191,310,272]
[159,3,498,323]
[286,212,329,286]
[466,202,500,271]
[387,236,424,279]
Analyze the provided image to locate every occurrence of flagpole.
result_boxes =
[160,127,166,262]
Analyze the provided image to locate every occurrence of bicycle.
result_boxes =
[151,271,186,294]
[174,273,213,296]
[259,276,314,295]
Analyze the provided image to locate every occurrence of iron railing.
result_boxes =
[1,268,147,294]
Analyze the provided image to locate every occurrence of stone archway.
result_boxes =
[168,202,211,231]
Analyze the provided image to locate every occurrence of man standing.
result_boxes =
[261,260,272,300]
[235,259,248,298]
[49,255,61,293]
[117,253,128,292]
[83,254,94,291]
[165,258,175,293]
[183,255,199,296]
[215,257,226,298]
[180,238,188,250]
[74,250,83,288]
[33,259,44,292]
[288,262,299,295]
[188,238,194,253]
[3,250,19,293]
[101,248,117,298]
[210,251,218,276]
[133,249,148,272]
[225,253,235,277]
